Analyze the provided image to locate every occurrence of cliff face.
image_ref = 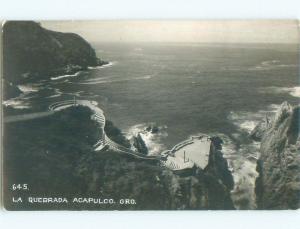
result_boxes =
[4,105,234,210]
[2,21,107,98]
[77,138,234,210]
[254,102,300,209]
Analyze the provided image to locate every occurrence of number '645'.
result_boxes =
[12,184,28,190]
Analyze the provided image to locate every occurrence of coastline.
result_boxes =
[50,61,111,81]
[3,60,111,104]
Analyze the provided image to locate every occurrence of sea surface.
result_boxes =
[4,42,300,209]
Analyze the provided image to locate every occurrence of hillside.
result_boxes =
[3,106,234,210]
[2,21,107,98]
[252,102,300,209]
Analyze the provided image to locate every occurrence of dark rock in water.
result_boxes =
[151,126,159,134]
[104,120,131,148]
[133,133,149,155]
[205,142,234,191]
[145,124,159,134]
[2,21,107,92]
[131,124,161,154]
[254,102,300,209]
[178,139,236,210]
[210,136,223,150]
[3,81,22,100]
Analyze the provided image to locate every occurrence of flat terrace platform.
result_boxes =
[162,136,211,170]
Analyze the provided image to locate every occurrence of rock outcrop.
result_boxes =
[254,102,300,209]
[77,136,235,210]
[129,124,164,155]
[2,21,108,99]
[133,133,149,155]
[145,125,159,134]
[4,104,234,210]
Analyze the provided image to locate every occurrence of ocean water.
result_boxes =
[4,42,300,209]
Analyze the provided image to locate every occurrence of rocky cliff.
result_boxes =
[4,105,234,210]
[76,135,234,210]
[253,102,300,209]
[126,128,234,209]
[2,21,107,98]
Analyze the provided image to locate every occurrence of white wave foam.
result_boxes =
[249,60,297,71]
[64,91,84,97]
[290,86,300,98]
[228,103,283,134]
[230,158,259,209]
[51,71,81,80]
[228,111,260,134]
[232,139,260,210]
[3,84,39,109]
[46,89,63,98]
[126,123,168,155]
[17,84,40,93]
[210,133,259,209]
[224,103,283,208]
[88,61,115,70]
[268,103,281,111]
[239,120,258,133]
[77,75,153,85]
[3,98,31,109]
[260,86,300,98]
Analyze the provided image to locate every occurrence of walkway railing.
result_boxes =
[49,99,162,161]
[49,100,77,110]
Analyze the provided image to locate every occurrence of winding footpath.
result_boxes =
[49,100,162,161]
[5,99,210,171]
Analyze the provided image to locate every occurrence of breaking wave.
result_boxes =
[3,98,31,109]
[259,86,300,98]
[3,83,42,109]
[225,103,284,209]
[209,132,259,210]
[290,87,300,97]
[88,61,115,70]
[126,123,168,155]
[249,60,297,71]
[77,75,153,85]
[46,88,63,98]
[228,103,282,134]
[51,71,82,80]
[17,84,40,93]
[228,111,262,134]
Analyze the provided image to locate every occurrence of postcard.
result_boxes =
[1,20,299,210]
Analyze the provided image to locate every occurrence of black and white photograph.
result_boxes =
[1,20,299,211]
